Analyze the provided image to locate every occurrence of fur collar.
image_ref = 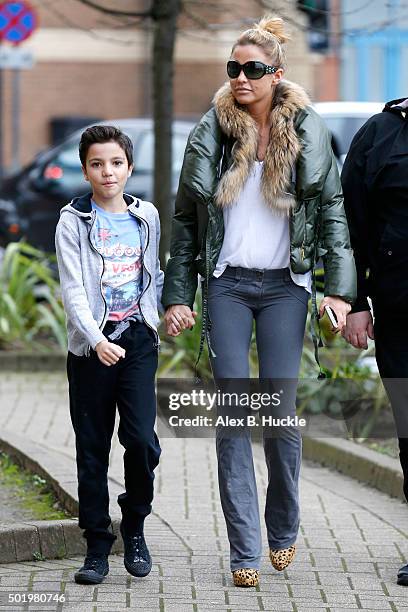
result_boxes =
[213,79,310,213]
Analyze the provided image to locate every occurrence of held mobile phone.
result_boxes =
[324,305,338,329]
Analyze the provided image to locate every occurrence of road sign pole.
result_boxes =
[0,1,38,174]
[0,45,4,181]
[11,66,19,170]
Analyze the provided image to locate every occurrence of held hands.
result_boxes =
[341,311,374,349]
[164,305,197,337]
[95,340,126,366]
[319,295,351,333]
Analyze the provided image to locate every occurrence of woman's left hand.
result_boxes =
[319,296,351,333]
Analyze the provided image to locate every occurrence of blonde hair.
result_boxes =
[232,15,290,69]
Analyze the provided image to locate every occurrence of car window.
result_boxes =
[133,131,188,174]
[42,142,83,191]
[56,143,80,168]
[321,117,370,157]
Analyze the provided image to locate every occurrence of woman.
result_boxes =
[162,16,356,587]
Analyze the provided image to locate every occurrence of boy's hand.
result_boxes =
[95,340,126,366]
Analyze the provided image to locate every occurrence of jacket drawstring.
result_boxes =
[310,264,326,379]
[311,215,326,379]
[195,230,216,384]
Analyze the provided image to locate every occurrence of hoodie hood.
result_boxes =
[212,79,311,214]
[384,97,408,118]
[59,192,146,220]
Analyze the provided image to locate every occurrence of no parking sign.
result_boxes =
[0,1,38,45]
[0,2,38,172]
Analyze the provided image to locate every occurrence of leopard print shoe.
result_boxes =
[269,545,296,571]
[232,568,259,587]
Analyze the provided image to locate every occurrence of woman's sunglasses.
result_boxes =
[227,60,278,80]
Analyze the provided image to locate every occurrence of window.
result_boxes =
[44,142,83,191]
[322,116,370,157]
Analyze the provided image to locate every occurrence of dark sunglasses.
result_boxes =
[227,60,278,80]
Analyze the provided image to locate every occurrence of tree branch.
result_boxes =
[40,0,147,44]
[182,8,254,32]
[74,0,153,19]
[254,0,408,36]
[184,0,233,9]
[182,7,217,29]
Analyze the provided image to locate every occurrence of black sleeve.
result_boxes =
[341,118,377,313]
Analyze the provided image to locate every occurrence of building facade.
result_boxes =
[340,0,408,102]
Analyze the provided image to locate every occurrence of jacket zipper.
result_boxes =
[86,212,108,356]
[128,209,160,350]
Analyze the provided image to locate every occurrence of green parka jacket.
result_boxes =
[162,80,356,313]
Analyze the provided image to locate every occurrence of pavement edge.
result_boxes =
[0,432,123,564]
[302,436,404,500]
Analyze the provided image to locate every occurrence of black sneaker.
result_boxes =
[74,554,109,584]
[398,563,408,586]
[121,527,152,577]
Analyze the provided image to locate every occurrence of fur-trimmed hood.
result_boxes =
[213,79,311,214]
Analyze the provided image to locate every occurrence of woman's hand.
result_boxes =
[164,305,197,337]
[341,311,374,349]
[319,296,352,333]
[95,340,126,366]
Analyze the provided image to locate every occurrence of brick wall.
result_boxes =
[3,62,146,166]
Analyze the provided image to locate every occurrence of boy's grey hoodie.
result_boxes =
[55,192,164,356]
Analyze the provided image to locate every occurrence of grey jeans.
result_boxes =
[208,266,308,571]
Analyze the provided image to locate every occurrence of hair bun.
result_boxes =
[255,15,290,44]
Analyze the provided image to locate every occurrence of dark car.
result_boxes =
[0,118,195,252]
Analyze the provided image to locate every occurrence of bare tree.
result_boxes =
[151,1,182,264]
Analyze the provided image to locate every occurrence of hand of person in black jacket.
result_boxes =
[341,311,374,349]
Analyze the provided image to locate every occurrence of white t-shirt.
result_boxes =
[214,161,311,292]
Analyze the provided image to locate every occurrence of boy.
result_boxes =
[55,125,163,584]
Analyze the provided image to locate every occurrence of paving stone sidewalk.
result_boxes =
[1,372,408,611]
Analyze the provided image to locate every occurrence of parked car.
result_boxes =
[314,101,384,167]
[0,118,195,252]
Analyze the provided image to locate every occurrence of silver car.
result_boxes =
[314,101,384,167]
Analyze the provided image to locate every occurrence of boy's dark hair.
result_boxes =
[79,125,134,167]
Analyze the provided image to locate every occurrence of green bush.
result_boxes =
[0,242,67,350]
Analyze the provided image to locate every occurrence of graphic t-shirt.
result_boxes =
[91,201,143,322]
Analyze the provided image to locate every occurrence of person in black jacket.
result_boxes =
[341,98,408,586]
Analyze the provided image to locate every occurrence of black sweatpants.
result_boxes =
[67,320,161,555]
[374,311,408,502]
